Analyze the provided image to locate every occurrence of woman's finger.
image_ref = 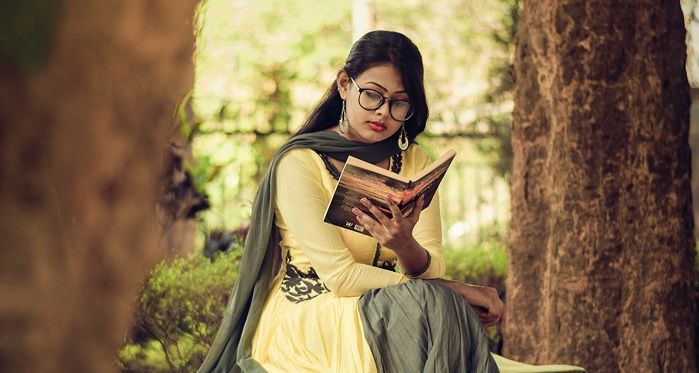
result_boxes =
[481,313,498,323]
[385,196,404,224]
[359,198,392,227]
[407,195,425,223]
[353,207,383,238]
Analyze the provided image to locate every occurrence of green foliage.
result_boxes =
[443,239,507,289]
[191,0,353,234]
[443,233,508,354]
[190,0,516,239]
[119,250,241,372]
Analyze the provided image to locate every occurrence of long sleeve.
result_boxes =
[274,149,408,297]
[391,146,446,279]
[408,190,445,279]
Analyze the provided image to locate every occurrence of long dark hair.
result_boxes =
[293,30,429,142]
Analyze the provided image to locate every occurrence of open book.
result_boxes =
[323,149,456,236]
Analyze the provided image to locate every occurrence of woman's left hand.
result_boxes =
[352,195,425,251]
[433,279,506,330]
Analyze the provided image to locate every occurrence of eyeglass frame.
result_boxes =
[349,77,414,122]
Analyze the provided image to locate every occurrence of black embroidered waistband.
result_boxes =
[280,253,397,303]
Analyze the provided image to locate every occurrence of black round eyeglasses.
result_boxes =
[350,77,414,122]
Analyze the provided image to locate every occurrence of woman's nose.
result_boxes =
[374,99,390,118]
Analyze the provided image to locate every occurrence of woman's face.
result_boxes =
[335,63,409,144]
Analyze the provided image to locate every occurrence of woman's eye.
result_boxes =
[366,90,383,100]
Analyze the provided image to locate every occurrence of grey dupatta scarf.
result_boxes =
[198,130,399,373]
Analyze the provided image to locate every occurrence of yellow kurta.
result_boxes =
[251,145,443,372]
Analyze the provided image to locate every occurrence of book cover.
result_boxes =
[323,149,456,236]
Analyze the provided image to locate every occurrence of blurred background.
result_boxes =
[2,1,696,371]
[184,0,516,251]
[115,1,699,371]
[119,0,699,371]
[127,1,519,369]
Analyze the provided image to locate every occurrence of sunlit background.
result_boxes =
[187,0,698,266]
[190,0,517,259]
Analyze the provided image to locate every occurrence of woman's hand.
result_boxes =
[351,195,425,251]
[433,279,506,329]
[474,287,506,329]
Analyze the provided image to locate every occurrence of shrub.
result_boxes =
[443,239,508,354]
[119,250,241,372]
[444,240,507,292]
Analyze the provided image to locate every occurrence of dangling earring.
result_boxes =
[398,124,409,151]
[339,100,349,134]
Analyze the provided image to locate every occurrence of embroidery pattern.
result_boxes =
[281,254,331,303]
[372,243,397,272]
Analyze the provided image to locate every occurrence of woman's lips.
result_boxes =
[368,122,386,132]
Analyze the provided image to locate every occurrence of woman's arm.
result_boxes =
[431,278,506,329]
[274,149,409,297]
[353,198,506,328]
[353,195,435,276]
[353,146,446,279]
[406,190,445,278]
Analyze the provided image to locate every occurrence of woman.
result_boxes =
[199,30,584,373]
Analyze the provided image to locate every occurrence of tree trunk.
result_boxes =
[506,1,696,372]
[0,1,198,372]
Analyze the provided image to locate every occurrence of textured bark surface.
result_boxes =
[506,1,696,372]
[0,1,198,372]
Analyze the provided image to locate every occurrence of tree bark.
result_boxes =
[506,1,696,372]
[0,1,198,372]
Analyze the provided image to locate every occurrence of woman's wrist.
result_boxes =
[395,238,431,277]
[403,249,431,278]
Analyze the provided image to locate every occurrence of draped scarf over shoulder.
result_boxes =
[198,131,400,373]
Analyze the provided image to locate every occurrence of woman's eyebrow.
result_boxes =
[365,81,408,94]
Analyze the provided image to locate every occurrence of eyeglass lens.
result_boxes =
[359,89,413,121]
[351,78,414,121]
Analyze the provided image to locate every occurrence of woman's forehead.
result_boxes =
[355,64,406,93]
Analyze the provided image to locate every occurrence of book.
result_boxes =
[323,149,457,236]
